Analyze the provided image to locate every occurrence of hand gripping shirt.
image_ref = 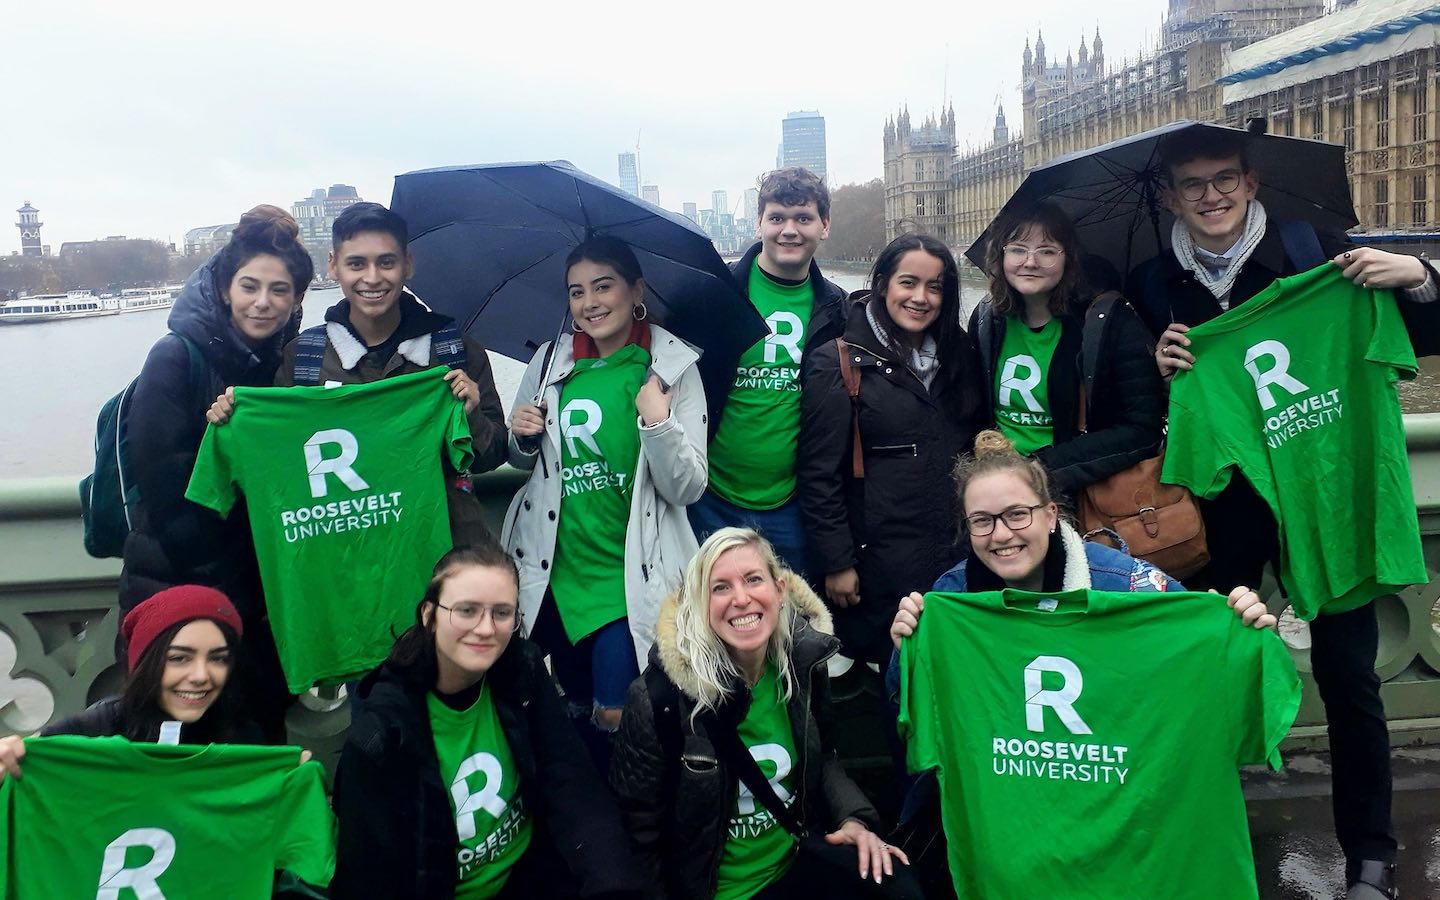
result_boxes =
[708,264,814,510]
[1163,266,1426,618]
[0,736,335,897]
[715,662,799,900]
[993,316,1062,455]
[899,589,1300,900]
[548,343,648,642]
[186,367,473,690]
[428,682,533,899]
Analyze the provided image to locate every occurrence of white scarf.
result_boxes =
[1170,198,1269,309]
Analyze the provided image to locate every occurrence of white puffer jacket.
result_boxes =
[502,324,708,667]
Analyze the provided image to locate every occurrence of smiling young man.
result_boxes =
[274,202,509,544]
[1127,129,1440,900]
[688,167,847,574]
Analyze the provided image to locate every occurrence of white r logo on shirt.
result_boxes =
[998,355,1044,412]
[736,743,793,815]
[97,827,175,899]
[1244,340,1311,411]
[1024,655,1093,735]
[303,429,370,498]
[560,399,603,457]
[451,751,507,841]
[763,312,804,365]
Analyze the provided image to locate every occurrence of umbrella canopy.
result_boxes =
[391,160,764,402]
[964,120,1357,279]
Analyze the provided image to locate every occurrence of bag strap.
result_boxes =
[1076,291,1122,435]
[291,325,330,386]
[432,323,468,370]
[834,338,864,479]
[1276,218,1325,273]
[708,708,808,838]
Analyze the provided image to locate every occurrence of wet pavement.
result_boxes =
[1247,747,1440,898]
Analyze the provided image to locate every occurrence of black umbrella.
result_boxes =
[391,160,764,404]
[964,120,1357,278]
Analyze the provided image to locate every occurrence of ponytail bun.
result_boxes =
[972,429,1016,458]
[232,204,301,248]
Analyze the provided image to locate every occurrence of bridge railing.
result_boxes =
[2,424,1438,763]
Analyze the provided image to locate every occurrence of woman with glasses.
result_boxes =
[332,543,642,900]
[797,233,984,667]
[972,203,1163,499]
[882,430,1275,898]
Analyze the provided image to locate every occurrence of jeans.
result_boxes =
[687,489,809,575]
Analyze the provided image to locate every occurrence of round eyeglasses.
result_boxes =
[964,504,1046,536]
[1174,169,1244,202]
[1002,245,1064,269]
[436,602,518,630]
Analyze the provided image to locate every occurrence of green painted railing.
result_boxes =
[2,428,1438,762]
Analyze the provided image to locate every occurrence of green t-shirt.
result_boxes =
[1163,265,1425,619]
[715,662,799,900]
[548,343,649,642]
[0,735,335,897]
[898,589,1300,900]
[428,682,533,899]
[993,316,1062,455]
[186,367,473,691]
[708,263,814,510]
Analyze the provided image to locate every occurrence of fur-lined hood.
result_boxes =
[652,570,835,702]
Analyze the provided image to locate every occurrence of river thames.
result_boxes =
[5,272,1438,478]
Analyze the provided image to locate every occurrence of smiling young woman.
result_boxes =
[332,544,640,900]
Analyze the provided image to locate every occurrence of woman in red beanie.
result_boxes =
[0,585,261,779]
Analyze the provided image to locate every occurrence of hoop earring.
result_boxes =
[572,319,584,333]
[633,302,648,321]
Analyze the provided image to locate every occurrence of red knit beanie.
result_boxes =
[121,585,244,672]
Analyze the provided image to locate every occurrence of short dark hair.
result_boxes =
[332,202,409,253]
[118,618,246,743]
[385,543,521,685]
[983,202,1088,318]
[758,167,830,220]
[212,205,314,308]
[565,236,645,287]
[1157,129,1252,183]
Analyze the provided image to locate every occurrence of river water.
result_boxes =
[4,275,1438,478]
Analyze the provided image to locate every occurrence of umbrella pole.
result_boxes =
[533,313,571,480]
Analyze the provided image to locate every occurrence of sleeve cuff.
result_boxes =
[1401,268,1439,303]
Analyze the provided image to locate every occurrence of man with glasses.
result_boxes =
[1127,128,1438,900]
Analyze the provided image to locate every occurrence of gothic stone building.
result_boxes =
[884,0,1439,253]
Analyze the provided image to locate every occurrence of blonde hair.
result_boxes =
[672,527,795,717]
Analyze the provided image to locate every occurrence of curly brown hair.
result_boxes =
[983,203,1087,319]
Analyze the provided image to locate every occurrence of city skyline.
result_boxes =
[3,1,1163,247]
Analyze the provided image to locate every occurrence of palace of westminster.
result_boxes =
[883,0,1440,250]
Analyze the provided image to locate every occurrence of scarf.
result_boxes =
[1170,198,1269,308]
[866,300,939,389]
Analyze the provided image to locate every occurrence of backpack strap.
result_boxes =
[1078,291,1122,435]
[707,707,808,838]
[834,338,864,479]
[432,323,468,370]
[291,325,330,386]
[1276,218,1326,273]
[174,333,208,400]
[645,666,683,779]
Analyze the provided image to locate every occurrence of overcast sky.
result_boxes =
[3,0,1167,248]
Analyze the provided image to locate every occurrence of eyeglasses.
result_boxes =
[964,504,1046,536]
[436,602,518,630]
[1174,169,1245,202]
[1002,245,1064,268]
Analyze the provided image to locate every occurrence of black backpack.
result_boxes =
[80,334,207,558]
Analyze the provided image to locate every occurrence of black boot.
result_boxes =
[1345,859,1397,900]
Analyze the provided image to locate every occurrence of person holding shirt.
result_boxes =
[688,167,848,573]
[970,203,1163,499]
[505,238,707,758]
[798,233,984,666]
[610,527,921,900]
[332,544,640,900]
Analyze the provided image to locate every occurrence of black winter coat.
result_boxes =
[40,695,264,743]
[798,300,981,664]
[971,296,1164,499]
[707,242,848,436]
[117,259,295,618]
[332,639,641,900]
[609,579,879,900]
